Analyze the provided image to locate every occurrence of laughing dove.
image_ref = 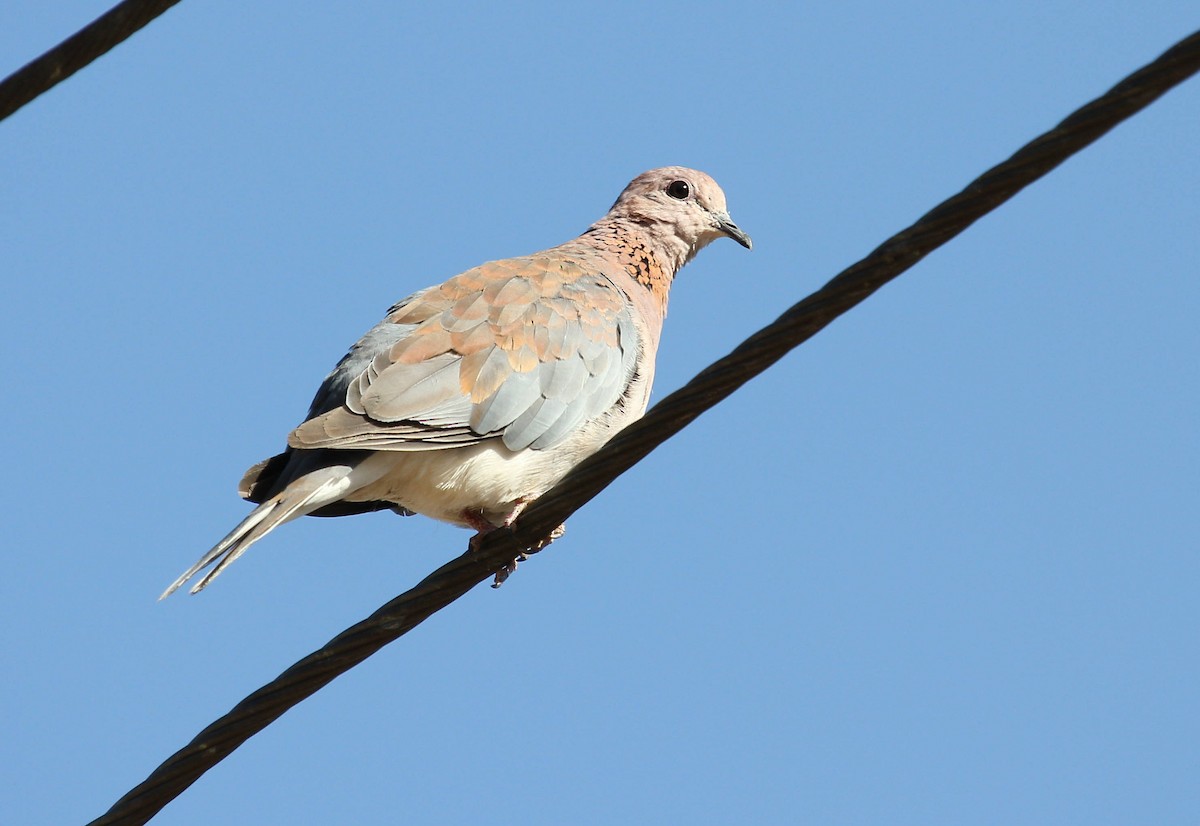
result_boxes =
[162,166,751,596]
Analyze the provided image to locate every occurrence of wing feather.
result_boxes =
[287,256,640,453]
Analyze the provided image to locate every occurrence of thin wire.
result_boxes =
[89,28,1200,826]
[0,0,182,123]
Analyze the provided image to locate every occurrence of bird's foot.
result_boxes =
[463,506,567,588]
[488,522,566,588]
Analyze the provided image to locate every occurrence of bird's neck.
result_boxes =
[573,218,688,315]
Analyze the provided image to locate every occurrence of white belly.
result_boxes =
[342,352,654,529]
[345,440,577,527]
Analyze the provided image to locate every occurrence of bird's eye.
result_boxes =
[666,180,691,200]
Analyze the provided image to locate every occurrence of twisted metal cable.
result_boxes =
[0,0,182,123]
[89,29,1200,826]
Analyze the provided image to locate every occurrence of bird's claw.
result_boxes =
[489,523,567,588]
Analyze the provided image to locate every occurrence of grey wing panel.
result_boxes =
[304,314,419,419]
[502,304,641,451]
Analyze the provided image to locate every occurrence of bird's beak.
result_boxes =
[716,213,753,250]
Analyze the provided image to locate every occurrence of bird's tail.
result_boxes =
[160,464,364,598]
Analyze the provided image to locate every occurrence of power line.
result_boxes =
[0,0,182,123]
[87,28,1200,826]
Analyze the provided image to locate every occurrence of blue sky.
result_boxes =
[2,3,1198,824]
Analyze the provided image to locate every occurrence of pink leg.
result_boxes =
[460,502,565,587]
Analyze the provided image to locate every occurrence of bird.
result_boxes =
[161,166,751,597]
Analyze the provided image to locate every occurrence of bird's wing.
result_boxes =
[289,255,641,453]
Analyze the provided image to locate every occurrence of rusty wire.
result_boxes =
[72,26,1200,826]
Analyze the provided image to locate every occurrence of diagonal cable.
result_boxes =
[0,0,182,123]
[88,28,1200,826]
